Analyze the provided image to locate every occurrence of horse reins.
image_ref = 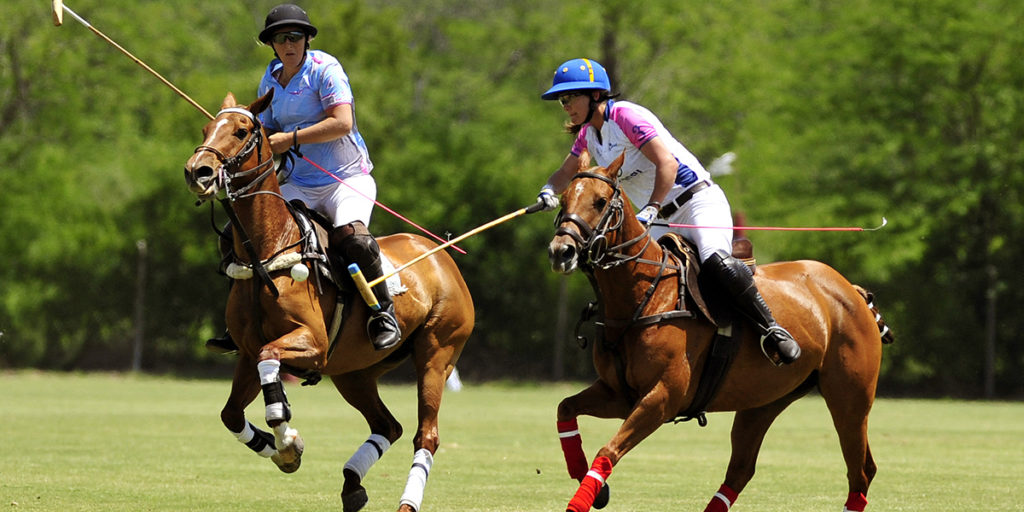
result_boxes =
[554,172,657,270]
[193,107,292,303]
[557,171,694,405]
[192,107,278,201]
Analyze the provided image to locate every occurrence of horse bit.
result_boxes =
[554,171,654,269]
[192,107,277,202]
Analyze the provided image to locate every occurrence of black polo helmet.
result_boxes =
[258,4,318,44]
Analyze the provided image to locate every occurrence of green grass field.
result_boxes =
[2,372,1021,511]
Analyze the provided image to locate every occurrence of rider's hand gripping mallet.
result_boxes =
[50,0,214,120]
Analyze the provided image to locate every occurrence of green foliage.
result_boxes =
[2,0,1023,395]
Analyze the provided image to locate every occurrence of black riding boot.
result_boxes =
[359,254,402,351]
[703,252,801,365]
[331,225,402,351]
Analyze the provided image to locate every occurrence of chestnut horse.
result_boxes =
[184,92,474,512]
[548,155,892,512]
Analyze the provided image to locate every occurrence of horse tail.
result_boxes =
[852,284,895,344]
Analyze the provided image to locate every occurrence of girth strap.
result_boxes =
[672,322,743,427]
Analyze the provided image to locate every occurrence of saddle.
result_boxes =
[656,232,756,326]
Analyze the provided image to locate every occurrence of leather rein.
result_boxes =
[555,172,690,329]
[192,107,295,301]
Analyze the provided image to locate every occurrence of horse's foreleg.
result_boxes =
[703,396,798,512]
[562,380,673,512]
[557,380,632,480]
[256,358,304,473]
[253,327,328,474]
[222,356,280,460]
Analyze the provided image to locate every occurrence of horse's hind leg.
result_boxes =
[704,392,803,512]
[394,340,461,512]
[820,347,879,511]
[330,369,404,512]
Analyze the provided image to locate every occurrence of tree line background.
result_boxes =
[2,0,1022,398]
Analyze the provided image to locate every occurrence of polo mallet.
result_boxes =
[51,0,215,120]
[349,202,546,310]
[51,0,466,249]
[653,217,889,232]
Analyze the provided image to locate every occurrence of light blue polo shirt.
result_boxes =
[258,50,373,187]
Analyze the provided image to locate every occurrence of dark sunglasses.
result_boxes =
[271,31,306,44]
[558,92,584,106]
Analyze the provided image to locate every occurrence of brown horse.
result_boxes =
[548,154,892,512]
[184,92,474,512]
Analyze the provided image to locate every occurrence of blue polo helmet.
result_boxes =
[541,58,611,100]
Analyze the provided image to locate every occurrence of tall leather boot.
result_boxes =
[358,253,402,351]
[331,224,402,351]
[703,252,801,365]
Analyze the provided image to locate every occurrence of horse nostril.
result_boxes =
[193,165,215,181]
[561,245,577,262]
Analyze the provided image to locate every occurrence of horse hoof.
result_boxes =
[271,431,304,473]
[341,488,368,512]
[593,482,610,509]
[271,451,302,473]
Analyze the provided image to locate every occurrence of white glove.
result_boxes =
[537,187,559,212]
[636,204,659,225]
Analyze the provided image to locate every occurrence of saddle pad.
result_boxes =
[381,255,408,296]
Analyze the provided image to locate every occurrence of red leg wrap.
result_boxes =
[844,492,868,511]
[557,419,588,480]
[566,456,612,512]
[703,484,739,512]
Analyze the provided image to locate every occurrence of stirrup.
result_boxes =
[205,333,238,355]
[759,325,800,366]
[367,308,401,351]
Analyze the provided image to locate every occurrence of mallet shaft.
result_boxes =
[57,3,214,120]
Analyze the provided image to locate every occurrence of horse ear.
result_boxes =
[577,149,592,171]
[606,152,626,177]
[220,92,237,110]
[248,89,275,116]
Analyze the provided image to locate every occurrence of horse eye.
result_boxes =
[594,197,607,210]
[234,128,248,139]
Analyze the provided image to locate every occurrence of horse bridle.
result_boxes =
[192,107,277,201]
[554,171,652,269]
[192,107,293,300]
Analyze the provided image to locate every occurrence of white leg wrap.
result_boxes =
[398,448,433,511]
[233,421,277,458]
[257,359,281,385]
[273,423,300,451]
[344,434,392,481]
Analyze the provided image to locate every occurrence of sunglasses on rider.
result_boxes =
[558,92,585,106]
[271,31,307,44]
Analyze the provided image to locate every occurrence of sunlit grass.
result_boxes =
[2,372,1022,511]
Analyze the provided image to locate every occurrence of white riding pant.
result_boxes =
[649,183,734,263]
[279,173,377,228]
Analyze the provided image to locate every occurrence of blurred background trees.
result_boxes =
[2,0,1021,397]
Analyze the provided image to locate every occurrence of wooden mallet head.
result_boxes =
[52,0,64,26]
